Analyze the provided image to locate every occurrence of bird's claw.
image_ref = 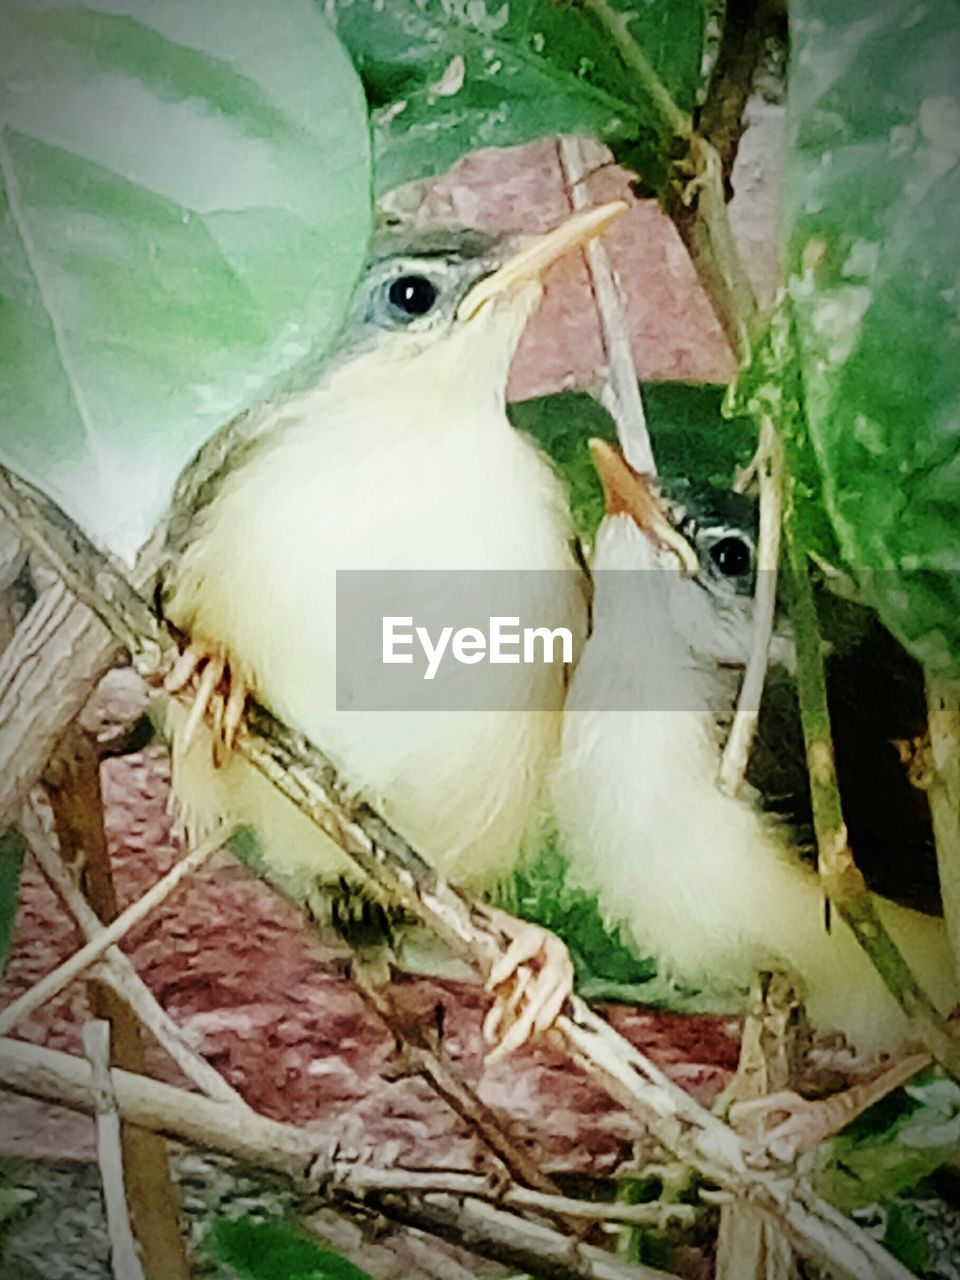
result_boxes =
[731,1090,833,1162]
[731,1050,932,1163]
[164,642,249,763]
[482,916,574,1064]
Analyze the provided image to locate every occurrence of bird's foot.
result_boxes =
[731,1051,931,1162]
[480,908,574,1063]
[164,641,250,764]
[329,878,397,952]
[892,733,935,791]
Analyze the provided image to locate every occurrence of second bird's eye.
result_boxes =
[387,274,439,318]
[709,535,752,578]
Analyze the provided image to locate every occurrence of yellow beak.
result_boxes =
[457,201,628,322]
[589,438,700,575]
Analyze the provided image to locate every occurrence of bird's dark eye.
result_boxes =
[709,535,752,578]
[387,274,439,318]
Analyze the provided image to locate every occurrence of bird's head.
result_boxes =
[328,202,627,400]
[587,439,778,674]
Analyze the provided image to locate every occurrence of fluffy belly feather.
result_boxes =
[163,398,584,892]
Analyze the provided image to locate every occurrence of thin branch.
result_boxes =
[665,134,760,363]
[718,415,783,795]
[20,802,249,1108]
[0,581,159,843]
[0,581,119,828]
[0,474,167,678]
[44,729,193,1280]
[0,514,26,651]
[697,0,781,192]
[369,1192,679,1280]
[716,973,801,1280]
[579,0,760,360]
[784,516,960,1080]
[0,467,167,833]
[735,1050,933,1164]
[0,466,915,1280]
[556,136,655,475]
[0,825,227,1036]
[22,808,241,1109]
[580,0,690,140]
[0,1034,314,1169]
[83,1019,147,1280]
[557,1002,913,1280]
[584,0,774,788]
[331,1168,696,1226]
[926,677,960,986]
[0,1035,678,1280]
[0,826,24,974]
[350,958,566,1207]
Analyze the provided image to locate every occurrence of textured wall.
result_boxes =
[399,105,784,401]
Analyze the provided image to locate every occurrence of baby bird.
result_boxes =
[158,206,624,1050]
[553,440,957,1067]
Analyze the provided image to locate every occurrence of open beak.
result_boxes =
[457,201,628,321]
[589,438,700,575]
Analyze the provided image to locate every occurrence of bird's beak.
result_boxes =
[589,438,700,575]
[456,201,628,322]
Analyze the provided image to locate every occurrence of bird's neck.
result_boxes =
[585,524,728,718]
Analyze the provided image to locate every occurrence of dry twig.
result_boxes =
[20,802,248,1107]
[0,1035,678,1280]
[926,677,960,985]
[716,973,802,1280]
[556,135,655,475]
[697,0,783,191]
[44,730,192,1280]
[84,1019,147,1280]
[349,957,566,1207]
[718,414,784,795]
[0,823,227,1036]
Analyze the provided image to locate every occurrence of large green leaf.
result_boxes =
[786,0,960,675]
[330,0,715,194]
[0,1,372,558]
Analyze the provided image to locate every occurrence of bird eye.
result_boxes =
[709,535,752,578]
[386,274,439,319]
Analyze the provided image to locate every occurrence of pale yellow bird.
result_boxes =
[553,441,957,1076]
[158,205,625,1051]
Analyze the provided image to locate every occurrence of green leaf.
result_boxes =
[878,1200,932,1276]
[904,1077,960,1113]
[209,1216,377,1280]
[731,302,844,574]
[509,382,756,541]
[0,1,372,558]
[900,1076,960,1148]
[786,0,960,675]
[0,1174,36,1230]
[330,0,713,194]
[0,827,24,977]
[497,835,657,986]
[809,1079,958,1210]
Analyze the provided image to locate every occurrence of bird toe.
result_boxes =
[482,919,573,1062]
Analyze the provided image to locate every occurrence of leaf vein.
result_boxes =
[0,128,100,469]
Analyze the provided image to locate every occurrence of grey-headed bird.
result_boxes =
[157,205,625,1053]
[553,441,956,1088]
